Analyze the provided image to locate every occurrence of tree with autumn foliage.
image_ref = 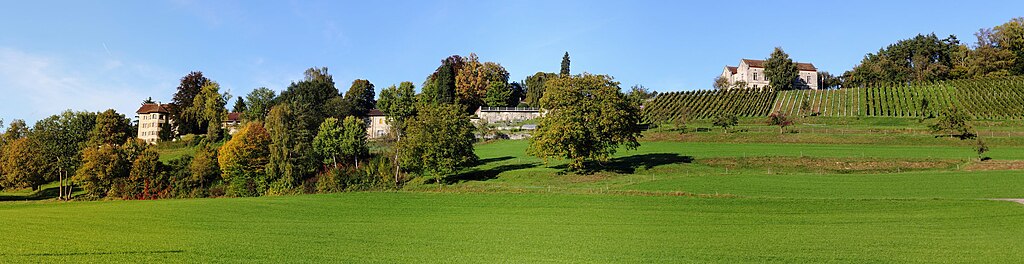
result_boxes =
[0,138,48,190]
[455,53,509,112]
[768,112,793,134]
[219,122,271,196]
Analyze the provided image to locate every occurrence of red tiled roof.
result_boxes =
[368,109,385,116]
[136,103,171,114]
[741,59,817,71]
[226,112,241,122]
[726,66,738,74]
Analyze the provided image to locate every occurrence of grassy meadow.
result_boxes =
[3,117,1024,262]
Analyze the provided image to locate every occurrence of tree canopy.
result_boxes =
[421,56,462,105]
[243,87,277,122]
[484,81,512,107]
[170,71,210,135]
[218,122,271,186]
[524,72,557,107]
[88,109,132,146]
[764,47,799,90]
[1,138,48,190]
[399,103,477,184]
[844,34,960,87]
[455,53,509,112]
[377,82,417,134]
[527,74,642,171]
[345,79,376,117]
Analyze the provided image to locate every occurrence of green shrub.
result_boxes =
[227,173,259,197]
[316,168,345,193]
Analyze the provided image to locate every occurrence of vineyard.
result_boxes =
[641,89,776,122]
[643,77,1024,122]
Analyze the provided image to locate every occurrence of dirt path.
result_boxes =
[993,199,1024,205]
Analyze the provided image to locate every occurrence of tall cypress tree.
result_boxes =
[560,52,571,76]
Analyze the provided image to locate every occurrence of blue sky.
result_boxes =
[1,0,1022,124]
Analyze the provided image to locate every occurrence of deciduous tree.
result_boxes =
[528,74,642,171]
[170,71,210,135]
[764,47,799,90]
[399,103,477,185]
[930,106,976,139]
[378,82,417,134]
[1,119,28,145]
[768,112,793,134]
[74,144,127,197]
[345,79,376,117]
[127,148,161,199]
[484,81,512,107]
[244,87,277,122]
[189,81,229,141]
[89,109,132,146]
[844,34,960,87]
[278,67,341,132]
[524,72,557,107]
[31,110,97,199]
[377,82,418,186]
[993,17,1024,75]
[0,138,48,190]
[456,53,509,112]
[340,116,368,168]
[189,145,220,189]
[219,123,270,181]
[713,113,738,133]
[265,103,316,190]
[313,118,345,169]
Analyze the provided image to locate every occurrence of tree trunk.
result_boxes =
[393,133,401,188]
[58,170,64,200]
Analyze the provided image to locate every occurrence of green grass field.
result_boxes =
[3,118,1024,262]
[3,192,1024,263]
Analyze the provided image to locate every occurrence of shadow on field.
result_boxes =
[3,249,186,257]
[553,153,694,174]
[475,156,514,165]
[0,185,63,201]
[449,163,539,183]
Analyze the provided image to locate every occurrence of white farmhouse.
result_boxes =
[721,59,819,90]
[366,109,390,139]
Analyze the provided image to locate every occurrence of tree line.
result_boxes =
[840,17,1024,88]
[0,51,643,199]
[712,17,1024,90]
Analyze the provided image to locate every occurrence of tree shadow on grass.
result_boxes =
[474,156,514,166]
[447,163,540,183]
[552,153,694,174]
[0,185,63,202]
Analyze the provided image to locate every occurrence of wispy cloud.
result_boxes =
[0,47,174,124]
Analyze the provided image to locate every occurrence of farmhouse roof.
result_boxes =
[136,103,171,114]
[726,66,738,74]
[741,59,817,71]
[226,112,241,122]
[368,109,386,116]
